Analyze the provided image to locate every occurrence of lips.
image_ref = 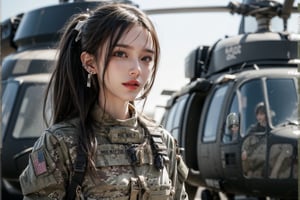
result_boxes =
[122,80,140,90]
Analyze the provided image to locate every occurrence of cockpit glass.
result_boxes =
[240,78,298,136]
[266,78,298,127]
[12,83,48,138]
[2,81,19,139]
[240,79,264,136]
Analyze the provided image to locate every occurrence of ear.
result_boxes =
[80,51,97,74]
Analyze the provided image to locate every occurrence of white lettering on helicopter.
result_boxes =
[225,45,241,61]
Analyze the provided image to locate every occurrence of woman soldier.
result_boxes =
[19,2,189,200]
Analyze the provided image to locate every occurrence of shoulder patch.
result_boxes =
[30,149,47,176]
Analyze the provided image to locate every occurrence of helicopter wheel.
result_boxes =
[201,189,220,200]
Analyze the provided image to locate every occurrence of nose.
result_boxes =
[129,59,141,78]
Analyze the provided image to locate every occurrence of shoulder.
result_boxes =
[139,114,174,141]
[19,119,80,197]
[246,123,257,134]
[33,118,81,151]
[47,118,80,136]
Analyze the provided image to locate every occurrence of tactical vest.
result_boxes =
[74,117,176,200]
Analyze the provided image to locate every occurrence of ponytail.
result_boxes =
[43,13,98,169]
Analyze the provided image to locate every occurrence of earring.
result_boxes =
[82,64,94,88]
[87,73,92,88]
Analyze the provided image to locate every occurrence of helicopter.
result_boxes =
[1,0,299,199]
[158,0,300,199]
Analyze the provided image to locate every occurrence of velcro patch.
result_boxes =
[30,149,47,176]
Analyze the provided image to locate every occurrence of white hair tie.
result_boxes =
[74,20,86,42]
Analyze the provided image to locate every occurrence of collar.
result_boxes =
[91,103,138,128]
[91,103,147,144]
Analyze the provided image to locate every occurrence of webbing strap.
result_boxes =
[66,145,87,200]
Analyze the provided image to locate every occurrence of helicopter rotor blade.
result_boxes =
[281,0,294,19]
[143,2,298,16]
[143,6,229,15]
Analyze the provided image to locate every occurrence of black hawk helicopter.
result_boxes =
[158,0,300,199]
[1,0,299,199]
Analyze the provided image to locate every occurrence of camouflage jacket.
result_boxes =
[19,104,189,200]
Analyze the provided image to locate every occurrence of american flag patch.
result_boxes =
[31,149,47,176]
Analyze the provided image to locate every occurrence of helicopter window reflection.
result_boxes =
[203,85,228,142]
[12,84,47,138]
[266,78,298,127]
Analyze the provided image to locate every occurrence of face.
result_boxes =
[230,124,239,134]
[256,111,266,126]
[98,25,155,106]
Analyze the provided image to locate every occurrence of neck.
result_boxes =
[99,100,130,120]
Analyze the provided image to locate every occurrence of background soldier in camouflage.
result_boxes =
[241,133,266,178]
[247,102,267,135]
[223,113,239,143]
[19,3,189,200]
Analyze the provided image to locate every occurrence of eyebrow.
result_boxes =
[115,44,155,54]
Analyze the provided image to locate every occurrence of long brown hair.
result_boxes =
[43,3,160,169]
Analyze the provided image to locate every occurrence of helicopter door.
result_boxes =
[221,93,243,181]
[197,85,228,181]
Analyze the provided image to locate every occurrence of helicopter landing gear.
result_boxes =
[201,189,220,200]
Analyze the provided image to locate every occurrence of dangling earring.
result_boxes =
[87,73,92,88]
[82,64,94,88]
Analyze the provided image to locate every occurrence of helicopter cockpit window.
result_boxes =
[164,94,189,141]
[240,79,266,179]
[239,79,265,137]
[223,94,239,143]
[266,78,298,127]
[2,81,19,139]
[202,85,228,142]
[240,78,298,179]
[12,84,47,138]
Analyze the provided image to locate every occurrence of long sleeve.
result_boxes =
[19,128,75,199]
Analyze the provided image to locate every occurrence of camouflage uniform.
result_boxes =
[268,143,294,179]
[241,133,266,178]
[19,104,189,200]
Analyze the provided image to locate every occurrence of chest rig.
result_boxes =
[126,126,169,170]
[91,118,174,199]
[101,117,170,171]
[67,108,174,199]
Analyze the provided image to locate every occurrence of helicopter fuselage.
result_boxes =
[161,29,299,199]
